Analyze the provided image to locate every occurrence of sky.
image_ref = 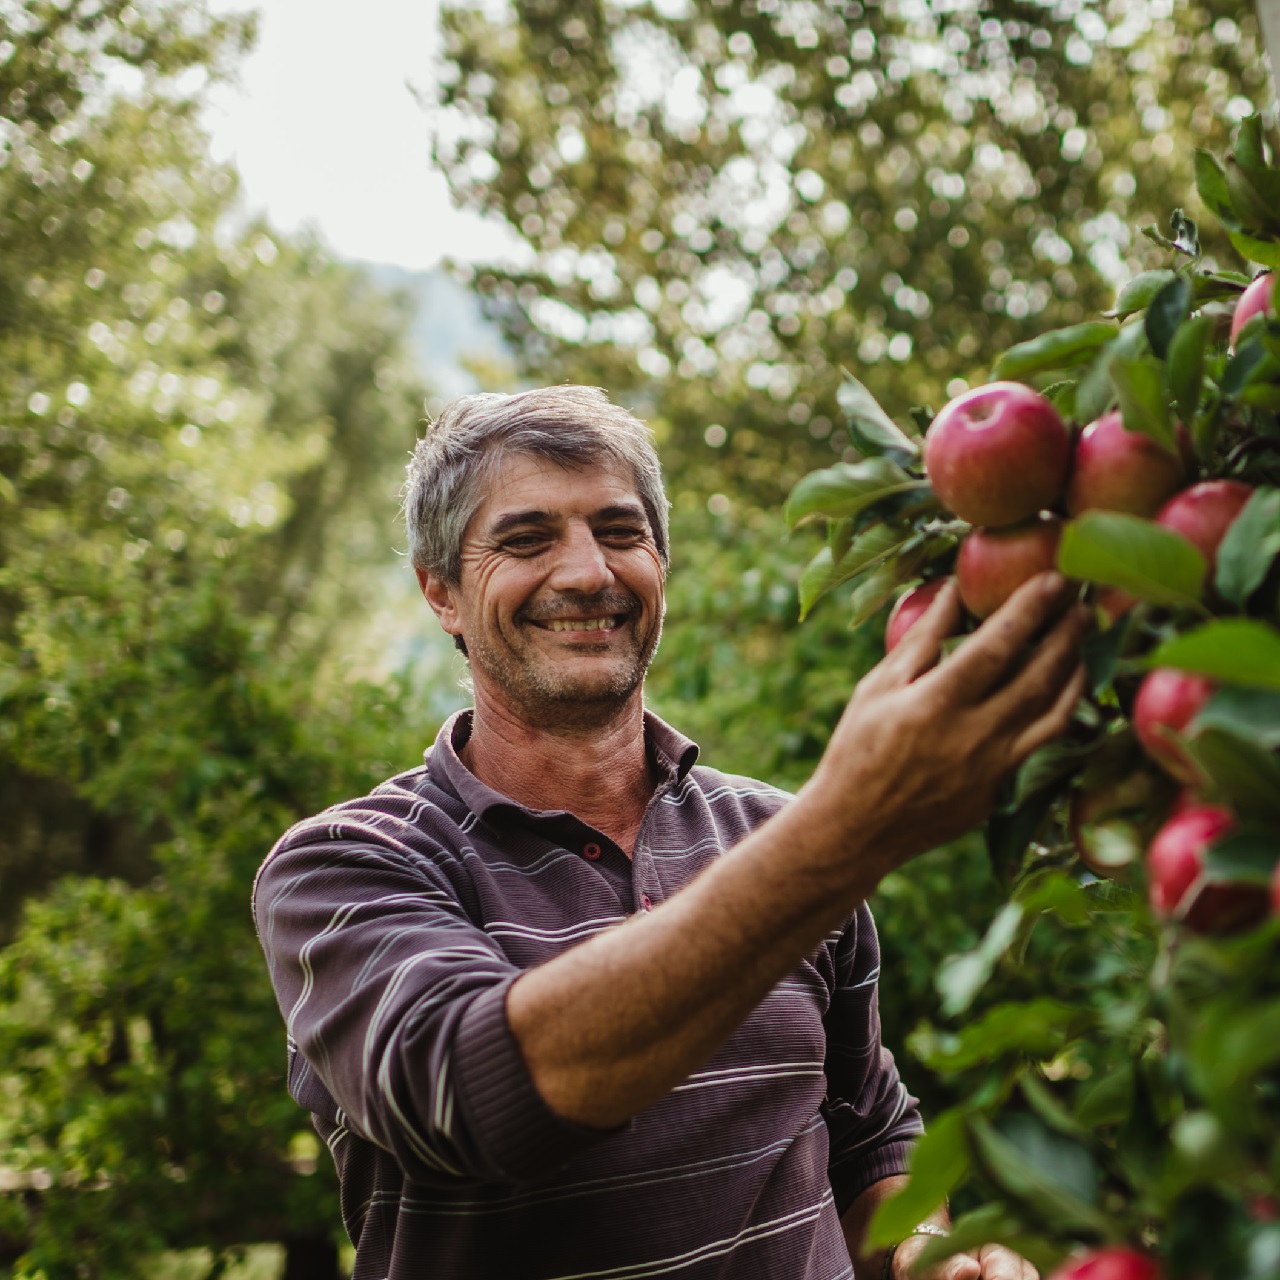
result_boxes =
[203,0,521,271]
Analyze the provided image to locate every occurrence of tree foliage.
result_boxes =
[789,113,1280,1278]
[436,0,1264,506]
[0,4,434,1272]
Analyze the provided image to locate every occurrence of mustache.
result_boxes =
[521,593,638,622]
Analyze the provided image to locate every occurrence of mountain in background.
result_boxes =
[357,262,509,404]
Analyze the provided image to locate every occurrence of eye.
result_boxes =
[501,533,550,553]
[599,525,646,542]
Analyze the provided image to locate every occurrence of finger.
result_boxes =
[988,601,1093,729]
[933,572,1075,703]
[977,1244,1039,1280]
[875,578,965,686]
[937,1252,982,1280]
[1007,660,1088,763]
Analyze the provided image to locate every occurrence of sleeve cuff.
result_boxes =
[830,1136,920,1215]
[450,976,627,1183]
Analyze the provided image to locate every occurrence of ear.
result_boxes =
[417,567,465,639]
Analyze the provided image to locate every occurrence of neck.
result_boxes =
[461,686,656,854]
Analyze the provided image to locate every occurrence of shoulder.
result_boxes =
[252,758,473,912]
[660,763,793,835]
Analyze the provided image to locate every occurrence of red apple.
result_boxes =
[1147,804,1265,933]
[925,381,1071,527]
[956,515,1063,619]
[1156,480,1253,582]
[1230,272,1275,350]
[1047,1247,1163,1280]
[1270,854,1280,918]
[1133,668,1215,784]
[1067,411,1188,518]
[885,577,949,652]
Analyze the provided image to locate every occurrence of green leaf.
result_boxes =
[968,1114,1110,1236]
[1185,728,1280,822]
[917,1000,1092,1072]
[1196,686,1280,749]
[1075,1065,1134,1129]
[1112,270,1177,321]
[1150,620,1280,691]
[936,903,1024,1017]
[1221,339,1267,397]
[1215,486,1280,605]
[849,544,929,631]
[1195,149,1239,230]
[1145,275,1191,359]
[1110,355,1173,449]
[992,322,1116,380]
[1200,828,1280,886]
[867,1109,970,1248]
[836,373,921,457]
[1167,314,1210,425]
[798,524,913,618]
[1058,512,1206,606]
[1225,158,1280,234]
[1228,230,1280,271]
[784,458,918,528]
[1234,115,1269,179]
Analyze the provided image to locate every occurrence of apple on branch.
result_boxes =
[1229,271,1275,351]
[1132,668,1215,786]
[1066,411,1189,518]
[1047,1247,1163,1280]
[1155,480,1253,584]
[1146,804,1267,934]
[884,577,950,652]
[924,381,1071,527]
[956,515,1063,620]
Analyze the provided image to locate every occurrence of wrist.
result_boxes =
[882,1222,951,1280]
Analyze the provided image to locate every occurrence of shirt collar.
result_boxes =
[426,708,700,824]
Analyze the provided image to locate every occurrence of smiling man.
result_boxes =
[253,386,1089,1280]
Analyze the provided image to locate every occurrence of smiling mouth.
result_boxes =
[532,615,626,633]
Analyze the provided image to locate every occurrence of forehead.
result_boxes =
[468,453,646,533]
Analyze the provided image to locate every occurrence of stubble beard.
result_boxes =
[466,600,663,731]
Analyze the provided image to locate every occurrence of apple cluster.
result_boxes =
[883,287,1272,938]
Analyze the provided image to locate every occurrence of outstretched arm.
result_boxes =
[507,573,1091,1127]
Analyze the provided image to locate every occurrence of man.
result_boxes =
[254,386,1088,1279]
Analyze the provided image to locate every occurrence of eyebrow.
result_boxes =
[486,502,649,539]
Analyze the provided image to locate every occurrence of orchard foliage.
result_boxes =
[436,0,1264,505]
[0,3,432,1272]
[788,115,1280,1278]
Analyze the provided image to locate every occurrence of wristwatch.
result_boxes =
[881,1222,951,1280]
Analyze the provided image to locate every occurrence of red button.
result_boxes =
[641,894,653,912]
[583,842,602,861]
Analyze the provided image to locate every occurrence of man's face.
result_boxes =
[420,453,666,729]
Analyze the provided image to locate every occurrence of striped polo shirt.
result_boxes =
[253,710,922,1279]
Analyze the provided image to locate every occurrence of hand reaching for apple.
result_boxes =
[894,1234,1039,1280]
[806,570,1091,882]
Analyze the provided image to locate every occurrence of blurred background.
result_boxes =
[0,0,1270,1274]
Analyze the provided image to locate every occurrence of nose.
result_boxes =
[547,521,614,595]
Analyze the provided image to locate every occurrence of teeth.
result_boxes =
[542,616,621,632]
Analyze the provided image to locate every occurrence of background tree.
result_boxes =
[0,3,436,1273]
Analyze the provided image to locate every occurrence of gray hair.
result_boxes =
[403,386,670,584]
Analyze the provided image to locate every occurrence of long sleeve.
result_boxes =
[253,794,617,1187]
[821,903,924,1213]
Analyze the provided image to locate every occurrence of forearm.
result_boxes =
[506,775,889,1127]
[841,1176,950,1280]
[508,574,1089,1129]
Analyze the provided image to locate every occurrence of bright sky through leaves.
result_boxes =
[203,0,522,269]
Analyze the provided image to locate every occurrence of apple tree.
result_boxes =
[786,113,1280,1280]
